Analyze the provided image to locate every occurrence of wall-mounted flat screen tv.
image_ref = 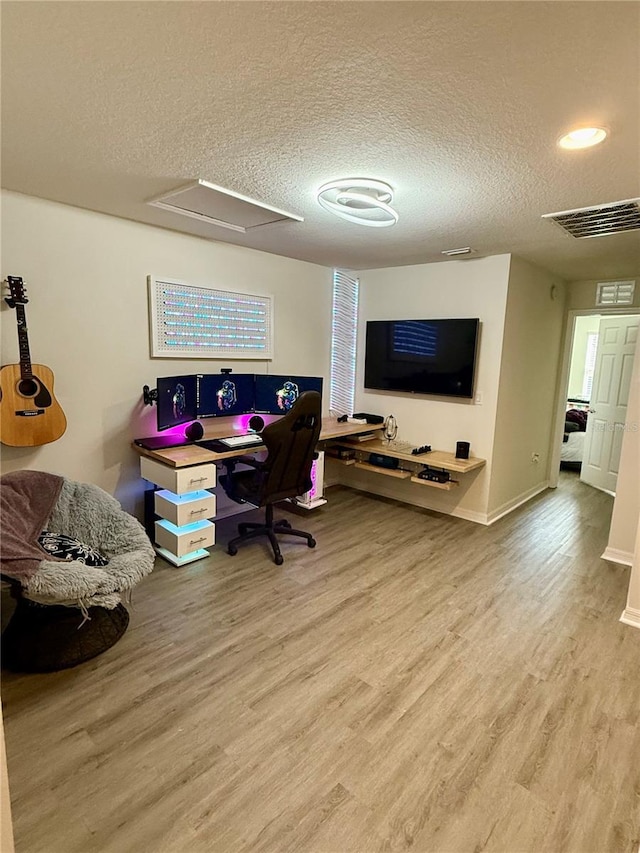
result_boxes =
[364,318,480,398]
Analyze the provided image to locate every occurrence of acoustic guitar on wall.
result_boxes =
[0,276,67,446]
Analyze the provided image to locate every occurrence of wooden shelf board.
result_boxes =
[410,475,459,491]
[346,439,485,473]
[354,461,412,479]
[326,456,356,466]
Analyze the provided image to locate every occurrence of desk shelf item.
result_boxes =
[410,475,459,491]
[354,461,412,479]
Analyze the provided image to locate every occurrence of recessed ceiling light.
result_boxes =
[558,127,608,150]
[317,178,398,227]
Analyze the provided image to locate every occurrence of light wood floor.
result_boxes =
[2,472,640,853]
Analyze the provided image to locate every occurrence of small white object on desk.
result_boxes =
[346,417,368,425]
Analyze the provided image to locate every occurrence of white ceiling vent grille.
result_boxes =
[147,180,303,233]
[596,280,636,307]
[542,198,640,239]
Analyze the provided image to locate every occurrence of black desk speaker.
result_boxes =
[185,421,204,441]
[249,415,265,433]
[455,441,470,459]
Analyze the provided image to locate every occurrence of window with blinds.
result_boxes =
[330,270,359,415]
[148,276,273,359]
[596,280,635,306]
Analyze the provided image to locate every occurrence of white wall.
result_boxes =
[487,257,565,519]
[333,254,511,522]
[567,314,601,399]
[0,191,333,516]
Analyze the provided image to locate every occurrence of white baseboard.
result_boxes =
[620,607,640,629]
[485,482,549,526]
[601,547,634,566]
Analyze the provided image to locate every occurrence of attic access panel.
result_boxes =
[147,180,303,233]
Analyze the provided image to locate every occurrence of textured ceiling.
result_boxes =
[2,1,639,281]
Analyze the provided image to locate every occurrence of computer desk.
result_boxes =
[133,418,377,566]
[134,417,374,467]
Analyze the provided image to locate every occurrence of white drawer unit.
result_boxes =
[154,519,215,560]
[140,456,218,566]
[154,489,216,527]
[140,457,216,495]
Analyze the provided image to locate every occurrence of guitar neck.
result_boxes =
[15,304,33,379]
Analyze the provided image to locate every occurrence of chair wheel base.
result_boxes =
[228,545,238,556]
[308,538,316,548]
[274,554,284,566]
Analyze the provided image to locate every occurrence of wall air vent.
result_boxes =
[147,180,303,233]
[596,280,636,307]
[542,198,640,239]
[441,247,477,257]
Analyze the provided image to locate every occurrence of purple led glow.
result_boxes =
[307,458,318,501]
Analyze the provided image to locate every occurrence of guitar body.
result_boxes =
[0,363,67,446]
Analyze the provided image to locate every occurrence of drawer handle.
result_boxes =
[189,507,209,515]
[189,537,208,545]
[188,476,208,484]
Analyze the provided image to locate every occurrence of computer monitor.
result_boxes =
[197,373,256,418]
[156,375,198,431]
[253,374,323,415]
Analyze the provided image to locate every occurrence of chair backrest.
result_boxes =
[258,390,322,504]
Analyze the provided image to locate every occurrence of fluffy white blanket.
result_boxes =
[21,479,155,610]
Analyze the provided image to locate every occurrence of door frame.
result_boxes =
[549,306,640,489]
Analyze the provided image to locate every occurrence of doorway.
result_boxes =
[554,311,639,495]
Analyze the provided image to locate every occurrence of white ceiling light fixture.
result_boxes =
[557,127,608,150]
[316,178,398,227]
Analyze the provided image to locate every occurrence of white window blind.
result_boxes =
[148,276,273,359]
[330,270,359,415]
[596,280,635,306]
[581,332,599,399]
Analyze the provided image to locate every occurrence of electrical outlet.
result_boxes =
[531,452,540,463]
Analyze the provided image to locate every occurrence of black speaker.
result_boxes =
[455,441,470,459]
[249,414,265,433]
[184,421,204,441]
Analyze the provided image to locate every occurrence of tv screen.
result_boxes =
[364,319,479,398]
[254,374,323,414]
[197,373,256,418]
[157,374,198,430]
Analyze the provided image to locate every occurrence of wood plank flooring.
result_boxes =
[2,472,640,853]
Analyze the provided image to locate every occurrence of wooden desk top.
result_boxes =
[133,418,381,468]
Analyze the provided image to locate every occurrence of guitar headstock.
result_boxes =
[4,276,27,309]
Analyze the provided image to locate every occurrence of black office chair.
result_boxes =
[219,390,322,565]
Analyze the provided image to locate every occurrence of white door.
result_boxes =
[581,316,639,493]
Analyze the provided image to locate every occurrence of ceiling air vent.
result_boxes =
[596,280,636,307]
[541,198,640,239]
[147,180,303,233]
